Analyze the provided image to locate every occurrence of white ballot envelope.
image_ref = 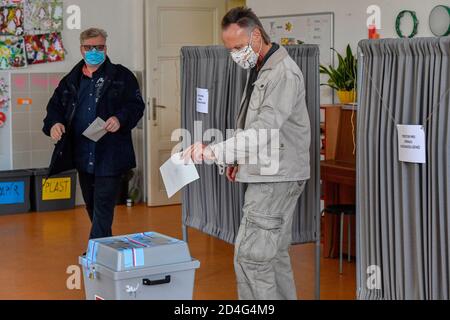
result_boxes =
[159,152,200,198]
[82,117,107,142]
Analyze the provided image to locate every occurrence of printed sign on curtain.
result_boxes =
[397,124,426,164]
[196,88,209,114]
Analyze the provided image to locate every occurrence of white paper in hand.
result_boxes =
[159,152,200,198]
[82,117,107,142]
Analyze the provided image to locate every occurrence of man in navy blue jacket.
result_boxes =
[43,28,145,240]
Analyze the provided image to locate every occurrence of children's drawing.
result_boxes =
[24,32,64,64]
[24,0,63,35]
[0,6,24,36]
[0,1,22,6]
[0,35,27,69]
[0,74,10,109]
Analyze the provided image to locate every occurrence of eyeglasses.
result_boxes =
[81,45,106,51]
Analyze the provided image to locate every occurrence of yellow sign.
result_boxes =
[42,177,71,201]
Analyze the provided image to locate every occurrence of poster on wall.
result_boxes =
[0,5,24,36]
[0,72,11,170]
[260,13,334,67]
[260,13,335,104]
[25,32,64,64]
[0,73,10,111]
[23,0,63,35]
[0,35,27,69]
[0,1,22,6]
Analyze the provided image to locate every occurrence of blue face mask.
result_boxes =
[84,49,106,66]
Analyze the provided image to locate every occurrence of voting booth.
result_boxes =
[79,232,200,300]
[357,37,450,299]
[0,170,32,215]
[30,168,77,212]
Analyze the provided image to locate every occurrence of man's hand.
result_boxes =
[50,123,65,141]
[226,166,239,182]
[104,116,121,133]
[182,142,216,164]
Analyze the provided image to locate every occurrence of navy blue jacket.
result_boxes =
[43,57,145,177]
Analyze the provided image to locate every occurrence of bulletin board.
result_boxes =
[260,12,335,103]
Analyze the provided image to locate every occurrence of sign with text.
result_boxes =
[196,88,209,114]
[397,125,426,164]
[0,181,25,205]
[42,177,71,201]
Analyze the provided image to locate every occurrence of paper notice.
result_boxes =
[397,124,426,164]
[196,88,209,114]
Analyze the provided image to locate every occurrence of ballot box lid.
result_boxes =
[84,232,192,272]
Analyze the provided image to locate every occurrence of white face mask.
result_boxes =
[230,32,262,69]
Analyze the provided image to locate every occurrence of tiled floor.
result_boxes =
[0,204,356,300]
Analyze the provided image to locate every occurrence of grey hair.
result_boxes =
[222,7,271,45]
[80,27,108,44]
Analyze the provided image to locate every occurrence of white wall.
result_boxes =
[15,0,145,73]
[247,0,446,54]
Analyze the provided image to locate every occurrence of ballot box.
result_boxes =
[30,168,77,212]
[79,232,200,300]
[0,170,31,215]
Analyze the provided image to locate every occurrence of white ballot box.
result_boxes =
[79,232,200,300]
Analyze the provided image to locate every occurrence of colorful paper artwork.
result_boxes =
[0,110,6,127]
[24,32,64,64]
[0,74,10,109]
[0,1,65,68]
[0,1,22,6]
[0,6,24,35]
[24,0,63,35]
[0,35,27,69]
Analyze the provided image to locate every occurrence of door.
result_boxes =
[145,0,226,206]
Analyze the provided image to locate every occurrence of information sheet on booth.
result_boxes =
[397,124,426,164]
[196,88,209,114]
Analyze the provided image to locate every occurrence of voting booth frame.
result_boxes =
[0,169,77,215]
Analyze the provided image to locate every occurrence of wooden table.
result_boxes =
[321,160,356,258]
[321,160,356,186]
[319,104,358,259]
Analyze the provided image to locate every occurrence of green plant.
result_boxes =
[320,45,357,91]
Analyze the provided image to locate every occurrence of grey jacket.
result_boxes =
[210,46,311,183]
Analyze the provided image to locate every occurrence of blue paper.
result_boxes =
[0,181,25,205]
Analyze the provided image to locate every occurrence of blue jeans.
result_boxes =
[78,171,122,239]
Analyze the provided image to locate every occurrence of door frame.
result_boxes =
[142,0,226,206]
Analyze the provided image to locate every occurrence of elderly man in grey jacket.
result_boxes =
[183,7,311,300]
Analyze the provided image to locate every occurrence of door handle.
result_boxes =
[152,98,167,122]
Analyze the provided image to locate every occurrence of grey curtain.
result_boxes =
[357,37,450,300]
[181,45,320,245]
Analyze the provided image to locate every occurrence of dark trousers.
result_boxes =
[78,171,122,239]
